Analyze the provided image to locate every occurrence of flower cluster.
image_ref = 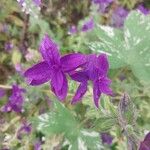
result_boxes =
[92,0,150,28]
[138,4,150,15]
[24,35,112,107]
[69,18,94,35]
[17,121,32,139]
[1,84,25,113]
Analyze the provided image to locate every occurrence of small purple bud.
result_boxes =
[33,0,41,7]
[68,25,77,35]
[17,121,32,139]
[1,84,25,113]
[138,4,150,15]
[34,140,42,150]
[15,63,22,73]
[82,18,94,32]
[111,7,128,28]
[4,42,13,52]
[101,132,113,145]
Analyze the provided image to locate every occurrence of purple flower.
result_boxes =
[17,121,32,139]
[139,132,150,150]
[33,0,41,6]
[0,88,5,99]
[101,132,113,145]
[111,7,128,28]
[70,54,113,108]
[34,140,42,150]
[138,4,150,15]
[82,18,94,32]
[92,0,113,13]
[1,84,25,113]
[68,25,77,35]
[4,42,13,52]
[24,34,86,101]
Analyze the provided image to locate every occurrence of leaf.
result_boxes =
[123,11,150,84]
[89,25,125,69]
[90,11,150,85]
[94,116,117,132]
[69,129,103,150]
[12,50,22,65]
[33,100,103,149]
[33,100,79,141]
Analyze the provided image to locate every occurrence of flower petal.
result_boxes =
[71,82,88,104]
[40,34,60,65]
[61,53,86,72]
[139,132,150,150]
[51,69,64,92]
[99,77,113,95]
[24,61,51,86]
[93,81,101,108]
[86,54,99,80]
[70,71,88,82]
[51,73,68,100]
[98,54,109,76]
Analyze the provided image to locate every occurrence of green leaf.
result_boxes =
[12,50,22,65]
[33,100,79,141]
[89,25,125,69]
[33,100,103,149]
[90,11,150,85]
[124,11,150,84]
[69,129,103,150]
[94,116,117,132]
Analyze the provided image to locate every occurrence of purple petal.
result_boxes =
[33,0,41,6]
[101,132,113,145]
[17,122,32,139]
[34,140,42,150]
[86,54,100,80]
[24,61,51,86]
[68,25,77,35]
[1,84,25,113]
[70,71,88,82]
[71,82,88,104]
[99,77,113,95]
[139,132,150,150]
[98,54,109,76]
[138,4,150,15]
[82,18,94,32]
[51,69,64,92]
[61,53,87,72]
[51,73,68,100]
[111,7,128,28]
[93,81,101,108]
[40,34,60,65]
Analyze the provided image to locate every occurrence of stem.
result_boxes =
[0,84,12,89]
[20,13,29,57]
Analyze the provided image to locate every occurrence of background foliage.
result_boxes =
[0,0,150,149]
